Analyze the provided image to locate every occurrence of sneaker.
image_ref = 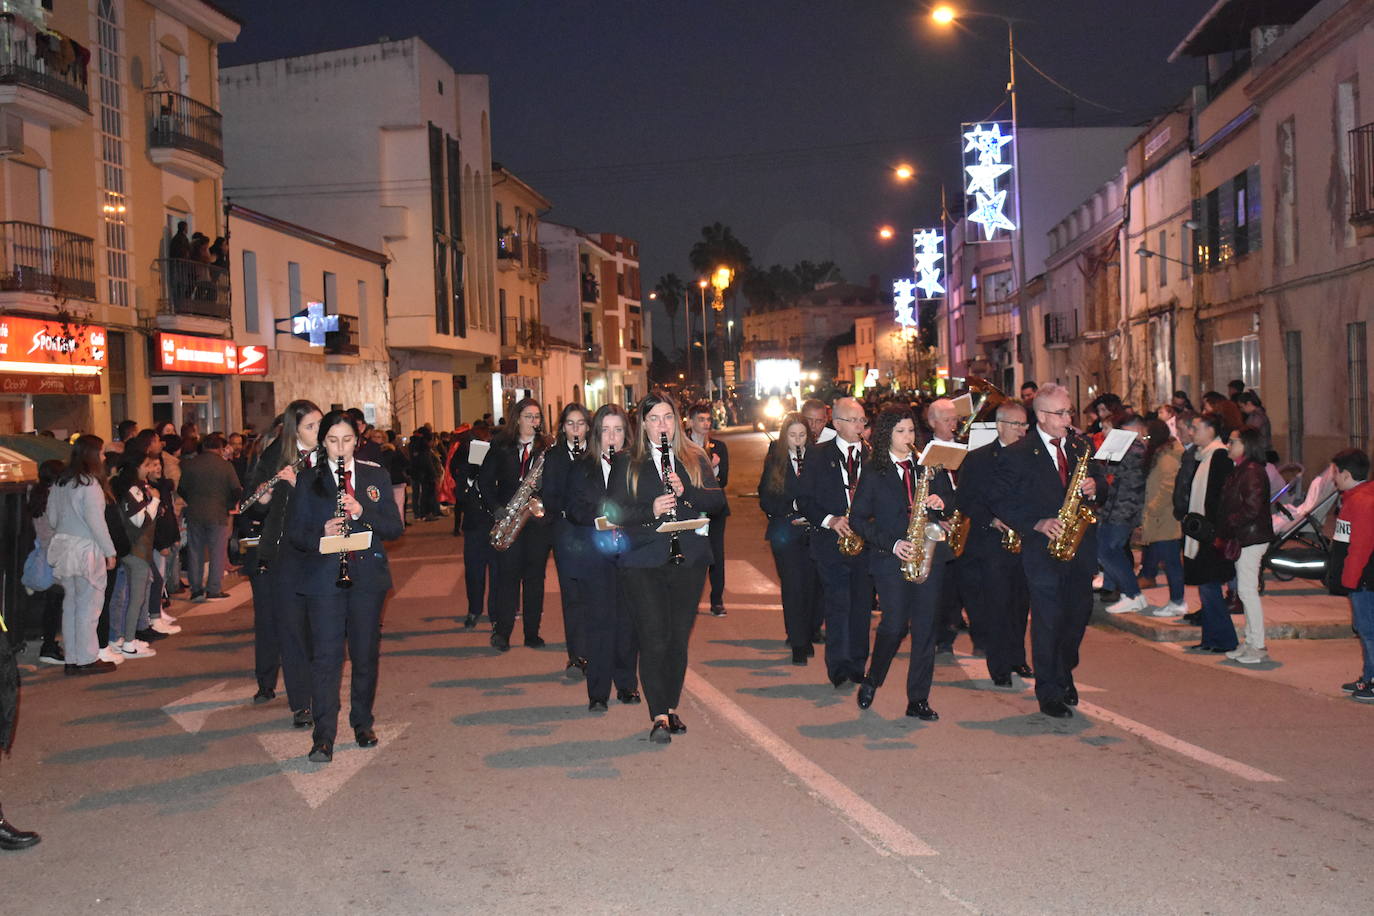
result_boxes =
[1147,601,1188,618]
[119,641,157,659]
[709,604,727,618]
[1233,645,1268,664]
[1225,645,1248,660]
[1353,685,1374,702]
[38,642,64,665]
[151,618,181,635]
[160,610,178,624]
[1341,678,1369,694]
[97,645,125,665]
[1104,594,1147,615]
[191,592,207,604]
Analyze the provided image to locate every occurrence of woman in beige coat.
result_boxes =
[1138,418,1186,617]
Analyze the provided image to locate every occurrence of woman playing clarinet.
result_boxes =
[758,412,821,665]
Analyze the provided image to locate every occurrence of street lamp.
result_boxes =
[698,278,711,397]
[878,225,895,241]
[894,163,915,182]
[708,267,733,399]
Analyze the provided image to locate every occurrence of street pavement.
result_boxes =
[6,430,1374,914]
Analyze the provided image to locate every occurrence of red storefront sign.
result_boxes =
[237,344,268,375]
[157,332,239,374]
[0,314,108,394]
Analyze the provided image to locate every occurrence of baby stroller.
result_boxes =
[1261,483,1339,592]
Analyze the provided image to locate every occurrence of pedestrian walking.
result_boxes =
[178,433,242,602]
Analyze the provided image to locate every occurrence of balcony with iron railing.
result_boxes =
[1350,123,1374,237]
[155,258,230,333]
[0,222,96,303]
[0,14,89,128]
[501,316,550,358]
[1044,311,1075,349]
[497,231,521,270]
[580,274,600,303]
[146,90,224,180]
[522,241,548,278]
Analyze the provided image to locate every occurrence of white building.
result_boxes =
[219,37,500,433]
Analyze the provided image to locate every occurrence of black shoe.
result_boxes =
[354,727,378,748]
[524,636,546,648]
[308,739,333,763]
[588,698,608,712]
[709,604,727,617]
[1181,611,1203,625]
[934,643,954,656]
[1342,678,1370,694]
[253,687,276,704]
[791,647,808,666]
[0,812,40,851]
[37,642,64,665]
[463,614,478,629]
[134,627,168,642]
[649,720,672,744]
[616,688,642,704]
[1064,685,1079,706]
[205,592,230,600]
[64,660,116,676]
[1039,700,1073,718]
[830,672,849,689]
[292,708,314,729]
[667,713,687,734]
[565,658,587,680]
[857,681,876,709]
[811,630,825,644]
[805,643,816,657]
[905,700,939,721]
[1188,643,1229,653]
[1011,664,1034,679]
[490,632,510,652]
[991,674,1013,687]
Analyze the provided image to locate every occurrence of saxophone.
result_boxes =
[901,464,947,583]
[946,510,971,557]
[1047,441,1097,562]
[1002,526,1022,554]
[490,447,547,551]
[836,509,864,556]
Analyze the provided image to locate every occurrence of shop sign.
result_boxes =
[0,314,108,371]
[157,332,239,374]
[237,345,268,375]
[0,372,101,395]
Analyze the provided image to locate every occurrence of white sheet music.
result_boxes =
[1094,429,1138,461]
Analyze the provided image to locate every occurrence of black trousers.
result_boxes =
[304,588,385,743]
[622,563,707,720]
[572,554,638,701]
[866,560,944,703]
[552,532,585,661]
[933,562,964,650]
[707,515,728,606]
[1022,543,1095,703]
[770,537,819,649]
[463,527,498,621]
[40,585,63,642]
[493,523,551,641]
[958,543,1030,679]
[815,553,873,682]
[248,553,313,712]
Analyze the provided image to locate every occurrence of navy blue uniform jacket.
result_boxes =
[287,459,404,595]
[849,458,955,577]
[794,439,869,556]
[989,432,1106,552]
[757,441,808,547]
[605,451,725,568]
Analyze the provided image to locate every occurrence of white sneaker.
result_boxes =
[98,645,125,665]
[1224,645,1247,659]
[120,641,157,659]
[160,610,177,624]
[151,618,181,635]
[1234,645,1268,664]
[1104,594,1147,615]
[1148,600,1188,618]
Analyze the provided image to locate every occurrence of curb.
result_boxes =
[1093,606,1353,642]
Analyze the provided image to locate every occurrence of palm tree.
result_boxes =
[688,222,753,278]
[653,273,686,353]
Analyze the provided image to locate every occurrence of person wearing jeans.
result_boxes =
[1101,417,1149,615]
[1217,427,1274,664]
[1330,449,1374,699]
[1139,418,1187,616]
[1182,415,1235,653]
[177,433,241,602]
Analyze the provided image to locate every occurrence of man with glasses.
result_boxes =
[800,398,830,444]
[795,397,874,688]
[991,384,1105,718]
[955,400,1033,686]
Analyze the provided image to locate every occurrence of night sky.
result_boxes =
[218,0,1207,331]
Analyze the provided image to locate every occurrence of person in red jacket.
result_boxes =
[1332,448,1374,701]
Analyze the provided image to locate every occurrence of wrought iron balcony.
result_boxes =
[0,14,90,120]
[146,90,223,165]
[1044,312,1074,348]
[156,258,230,320]
[581,274,599,303]
[524,241,547,275]
[325,314,360,356]
[497,232,521,261]
[0,222,96,301]
[1350,123,1374,233]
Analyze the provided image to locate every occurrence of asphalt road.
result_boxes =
[5,430,1373,915]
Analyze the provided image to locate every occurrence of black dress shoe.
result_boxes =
[0,811,40,851]
[308,739,333,762]
[1039,700,1074,718]
[588,698,608,712]
[830,672,848,688]
[991,674,1013,687]
[134,627,168,642]
[857,681,876,709]
[64,660,116,675]
[791,647,808,666]
[1064,685,1079,706]
[905,700,939,721]
[649,720,672,744]
[253,687,276,704]
[616,688,642,704]
[565,658,587,679]
[355,727,378,748]
[1188,643,1228,653]
[709,604,727,617]
[490,632,510,651]
[667,713,687,734]
[1181,611,1203,625]
[811,630,825,644]
[292,708,313,729]
[463,614,478,629]
[1011,664,1034,679]
[524,636,546,648]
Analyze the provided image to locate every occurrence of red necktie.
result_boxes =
[519,443,531,477]
[341,468,354,497]
[1051,437,1068,487]
[900,458,915,506]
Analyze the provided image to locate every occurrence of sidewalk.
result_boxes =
[1093,575,1353,642]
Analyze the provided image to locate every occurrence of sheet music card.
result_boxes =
[319,530,373,555]
[919,441,968,471]
[1094,429,1138,462]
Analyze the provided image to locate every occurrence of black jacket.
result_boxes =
[955,438,1015,554]
[850,456,955,577]
[1183,447,1235,585]
[757,441,808,546]
[478,436,551,529]
[1173,444,1199,522]
[243,437,313,568]
[795,437,869,560]
[605,451,725,568]
[561,452,623,565]
[696,436,731,517]
[286,459,404,595]
[989,431,1107,558]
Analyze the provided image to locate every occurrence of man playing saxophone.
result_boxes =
[991,384,1106,718]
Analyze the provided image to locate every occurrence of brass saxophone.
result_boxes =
[1047,441,1097,562]
[1002,526,1022,554]
[946,510,971,557]
[901,464,947,583]
[490,447,547,551]
[836,510,864,556]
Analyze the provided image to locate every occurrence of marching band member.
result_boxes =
[850,406,951,721]
[924,398,965,655]
[955,400,1032,686]
[479,397,552,652]
[606,391,724,743]
[540,403,593,677]
[243,399,321,728]
[456,421,497,629]
[757,412,820,665]
[795,396,873,688]
[990,384,1105,718]
[562,404,640,710]
[287,411,404,763]
[687,401,731,617]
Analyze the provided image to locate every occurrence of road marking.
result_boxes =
[395,562,462,599]
[683,667,937,857]
[176,580,253,618]
[161,680,261,733]
[257,722,409,808]
[725,558,780,594]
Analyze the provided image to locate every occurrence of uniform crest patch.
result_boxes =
[366,485,381,502]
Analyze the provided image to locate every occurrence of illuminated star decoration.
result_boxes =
[969,190,1017,240]
[892,278,917,327]
[963,123,1014,162]
[963,122,1017,240]
[912,229,945,299]
[964,160,1012,197]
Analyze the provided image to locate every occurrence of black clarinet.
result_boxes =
[794,444,804,476]
[660,432,684,566]
[335,454,353,589]
[571,435,583,458]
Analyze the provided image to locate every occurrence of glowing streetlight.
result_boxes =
[878,225,895,241]
[931,4,956,25]
[894,163,915,182]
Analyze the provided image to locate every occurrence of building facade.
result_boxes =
[593,232,647,407]
[493,163,553,422]
[741,281,889,387]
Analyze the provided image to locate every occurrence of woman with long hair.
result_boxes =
[286,410,404,763]
[479,396,552,651]
[45,435,119,674]
[28,459,66,665]
[1183,414,1236,653]
[108,449,166,659]
[561,404,640,710]
[758,412,821,665]
[1138,418,1187,617]
[540,402,594,677]
[1219,426,1275,664]
[242,399,322,727]
[606,391,724,742]
[849,405,951,721]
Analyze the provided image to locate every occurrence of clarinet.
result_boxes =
[335,454,353,589]
[571,435,583,458]
[660,432,684,565]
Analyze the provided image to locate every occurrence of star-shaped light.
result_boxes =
[912,229,942,252]
[964,160,1012,197]
[968,189,1016,240]
[892,278,917,327]
[916,267,944,299]
[963,123,1014,165]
